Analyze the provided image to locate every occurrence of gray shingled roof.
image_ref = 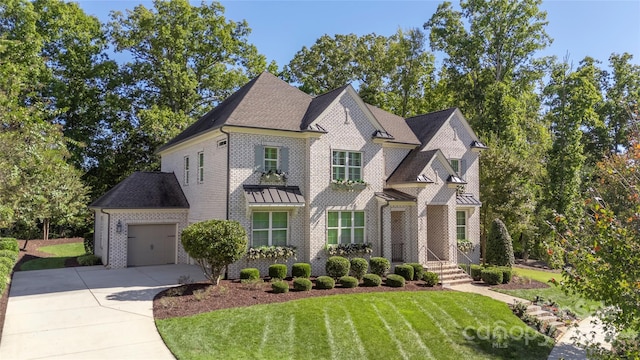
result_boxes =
[375,189,417,202]
[243,185,305,205]
[405,107,457,149]
[386,149,439,184]
[367,104,421,145]
[90,172,189,209]
[300,85,348,131]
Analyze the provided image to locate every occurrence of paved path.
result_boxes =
[0,264,205,360]
[449,282,530,306]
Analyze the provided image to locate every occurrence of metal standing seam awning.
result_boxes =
[243,185,305,215]
[375,188,417,206]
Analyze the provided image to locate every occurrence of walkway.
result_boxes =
[0,264,205,360]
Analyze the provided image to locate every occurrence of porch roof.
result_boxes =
[243,185,305,206]
[457,193,482,206]
[375,189,417,203]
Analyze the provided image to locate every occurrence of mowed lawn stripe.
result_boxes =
[384,301,433,358]
[370,303,410,360]
[411,299,471,359]
[340,307,367,358]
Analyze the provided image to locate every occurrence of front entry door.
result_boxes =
[391,211,405,262]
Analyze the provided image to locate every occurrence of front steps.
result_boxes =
[424,261,473,286]
[525,304,569,339]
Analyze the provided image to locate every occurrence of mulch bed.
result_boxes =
[0,237,83,342]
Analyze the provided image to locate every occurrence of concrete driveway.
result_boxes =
[0,264,206,359]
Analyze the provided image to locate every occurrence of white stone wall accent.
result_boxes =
[106,210,189,269]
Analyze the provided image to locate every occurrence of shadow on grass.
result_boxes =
[19,256,77,271]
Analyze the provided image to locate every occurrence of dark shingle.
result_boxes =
[90,172,189,209]
[405,107,457,148]
[300,85,349,130]
[387,149,438,184]
[366,104,420,145]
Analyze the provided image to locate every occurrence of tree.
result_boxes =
[485,218,515,266]
[181,220,248,285]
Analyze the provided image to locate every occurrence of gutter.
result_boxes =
[379,200,390,258]
[99,208,111,268]
[220,126,231,220]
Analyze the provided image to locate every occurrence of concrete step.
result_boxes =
[528,309,554,317]
[441,277,473,286]
[537,315,559,322]
[526,305,541,313]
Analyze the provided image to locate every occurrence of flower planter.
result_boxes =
[331,182,367,191]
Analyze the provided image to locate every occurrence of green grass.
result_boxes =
[157,292,553,360]
[20,242,85,271]
[495,267,601,318]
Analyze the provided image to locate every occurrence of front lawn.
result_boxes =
[157,291,553,359]
[20,242,85,271]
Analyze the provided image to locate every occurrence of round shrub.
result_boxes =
[77,254,101,266]
[362,274,382,287]
[369,257,390,277]
[470,264,483,281]
[315,276,335,290]
[406,263,424,281]
[325,256,350,278]
[481,268,504,285]
[293,277,312,291]
[0,250,18,262]
[485,218,515,267]
[423,271,439,287]
[339,276,359,288]
[349,258,368,280]
[394,265,414,281]
[0,238,19,252]
[271,280,289,294]
[498,266,513,284]
[292,263,311,278]
[268,264,288,280]
[240,268,260,280]
[385,274,406,288]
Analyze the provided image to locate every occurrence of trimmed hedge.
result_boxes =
[315,276,335,290]
[0,249,18,262]
[394,265,414,281]
[83,231,94,254]
[470,264,483,281]
[77,254,101,266]
[292,263,311,278]
[293,277,312,291]
[326,256,350,278]
[240,268,261,280]
[0,238,19,252]
[405,263,424,281]
[268,264,288,280]
[481,268,503,285]
[485,218,515,267]
[339,276,359,288]
[498,266,513,284]
[369,257,390,277]
[349,258,368,280]
[0,257,15,271]
[386,274,406,287]
[423,271,439,287]
[271,280,289,293]
[362,274,382,287]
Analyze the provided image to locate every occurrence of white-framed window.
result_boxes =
[332,150,362,181]
[456,210,467,240]
[264,147,279,172]
[217,139,227,148]
[183,156,190,185]
[450,159,460,174]
[252,211,288,247]
[327,211,365,245]
[197,151,204,183]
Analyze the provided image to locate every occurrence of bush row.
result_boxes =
[0,238,19,295]
[470,264,513,285]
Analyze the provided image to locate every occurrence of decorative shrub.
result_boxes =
[485,218,515,267]
[470,264,483,281]
[481,268,504,285]
[0,257,15,271]
[0,276,7,294]
[405,263,424,281]
[271,280,289,293]
[315,276,335,290]
[423,271,439,287]
[293,277,312,291]
[0,262,11,276]
[292,263,311,278]
[369,257,390,277]
[339,276,359,288]
[77,254,101,266]
[240,268,260,280]
[394,265,414,281]
[325,256,350,278]
[386,274,406,287]
[268,264,288,279]
[362,274,382,287]
[498,266,513,284]
[0,249,18,262]
[83,231,94,254]
[325,242,373,257]
[349,257,368,280]
[0,238,19,252]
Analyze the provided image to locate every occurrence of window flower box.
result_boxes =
[260,170,287,183]
[246,245,296,262]
[325,242,373,257]
[331,179,367,191]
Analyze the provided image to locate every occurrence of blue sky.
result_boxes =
[81,0,640,69]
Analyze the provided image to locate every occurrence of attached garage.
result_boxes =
[90,171,190,269]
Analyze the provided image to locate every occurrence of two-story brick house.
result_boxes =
[90,72,486,277]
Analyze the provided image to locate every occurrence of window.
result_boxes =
[197,152,204,183]
[327,211,365,245]
[450,159,460,174]
[456,210,467,240]
[332,151,362,181]
[264,147,278,172]
[252,212,288,247]
[217,139,227,148]
[183,156,190,185]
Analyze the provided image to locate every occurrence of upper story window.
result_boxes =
[450,158,466,179]
[327,211,365,245]
[217,139,227,148]
[252,211,288,247]
[332,150,362,181]
[198,151,204,183]
[183,156,190,185]
[264,147,279,172]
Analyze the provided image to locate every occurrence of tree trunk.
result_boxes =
[43,218,50,241]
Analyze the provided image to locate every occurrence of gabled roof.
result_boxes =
[366,104,420,145]
[90,172,189,209]
[387,148,460,185]
[300,85,348,131]
[405,107,457,149]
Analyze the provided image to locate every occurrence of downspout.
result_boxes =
[219,126,231,280]
[100,208,111,268]
[379,200,389,258]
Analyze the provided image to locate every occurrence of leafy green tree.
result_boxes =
[181,220,248,285]
[485,218,515,266]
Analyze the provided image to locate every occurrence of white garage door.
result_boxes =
[127,224,176,266]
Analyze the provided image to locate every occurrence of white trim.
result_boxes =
[331,149,363,181]
[156,129,222,156]
[263,146,279,172]
[197,151,204,183]
[251,211,289,247]
[326,210,366,245]
[456,210,468,240]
